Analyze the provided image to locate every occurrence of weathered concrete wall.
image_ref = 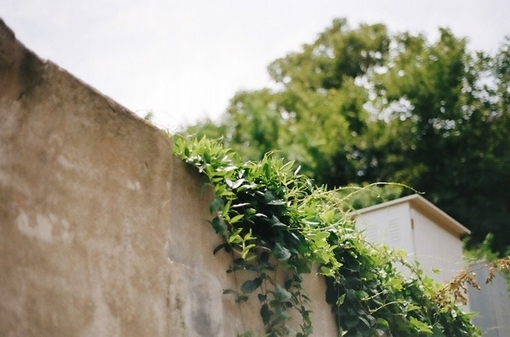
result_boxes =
[0,19,337,336]
[0,18,173,337]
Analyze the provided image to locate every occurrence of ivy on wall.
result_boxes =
[173,136,480,337]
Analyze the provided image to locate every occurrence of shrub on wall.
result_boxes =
[173,136,480,337]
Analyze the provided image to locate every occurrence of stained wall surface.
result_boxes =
[0,19,337,337]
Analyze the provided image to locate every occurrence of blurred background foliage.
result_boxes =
[177,19,510,256]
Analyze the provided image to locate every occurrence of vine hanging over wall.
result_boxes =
[173,136,481,337]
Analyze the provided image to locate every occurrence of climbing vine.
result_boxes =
[173,136,481,337]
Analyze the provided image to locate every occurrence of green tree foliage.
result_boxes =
[371,31,510,255]
[177,19,510,255]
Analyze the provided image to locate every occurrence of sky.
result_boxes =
[3,0,510,132]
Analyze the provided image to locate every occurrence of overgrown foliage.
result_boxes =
[180,19,510,255]
[464,234,510,292]
[173,136,480,337]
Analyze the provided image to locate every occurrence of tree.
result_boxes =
[372,30,510,254]
[177,19,510,255]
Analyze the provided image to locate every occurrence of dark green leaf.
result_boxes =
[213,243,228,255]
[273,242,291,261]
[260,303,272,325]
[210,217,228,235]
[209,197,224,214]
[344,315,359,329]
[259,251,269,263]
[241,277,263,294]
[236,295,249,303]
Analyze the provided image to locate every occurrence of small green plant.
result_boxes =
[173,136,481,337]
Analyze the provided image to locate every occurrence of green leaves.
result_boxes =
[178,17,510,256]
[173,136,481,337]
[409,317,433,334]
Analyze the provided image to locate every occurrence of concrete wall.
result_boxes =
[0,19,337,337]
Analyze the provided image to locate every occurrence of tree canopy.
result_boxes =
[178,19,510,255]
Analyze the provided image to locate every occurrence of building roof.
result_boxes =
[351,194,471,237]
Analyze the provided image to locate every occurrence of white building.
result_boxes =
[350,194,510,336]
[350,194,470,283]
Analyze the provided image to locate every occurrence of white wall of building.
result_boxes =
[354,202,414,253]
[353,197,466,284]
[411,208,465,283]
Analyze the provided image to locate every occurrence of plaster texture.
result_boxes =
[0,19,337,337]
[0,18,173,337]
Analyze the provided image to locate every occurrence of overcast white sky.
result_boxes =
[3,0,510,132]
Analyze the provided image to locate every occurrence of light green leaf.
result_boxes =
[409,317,433,334]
